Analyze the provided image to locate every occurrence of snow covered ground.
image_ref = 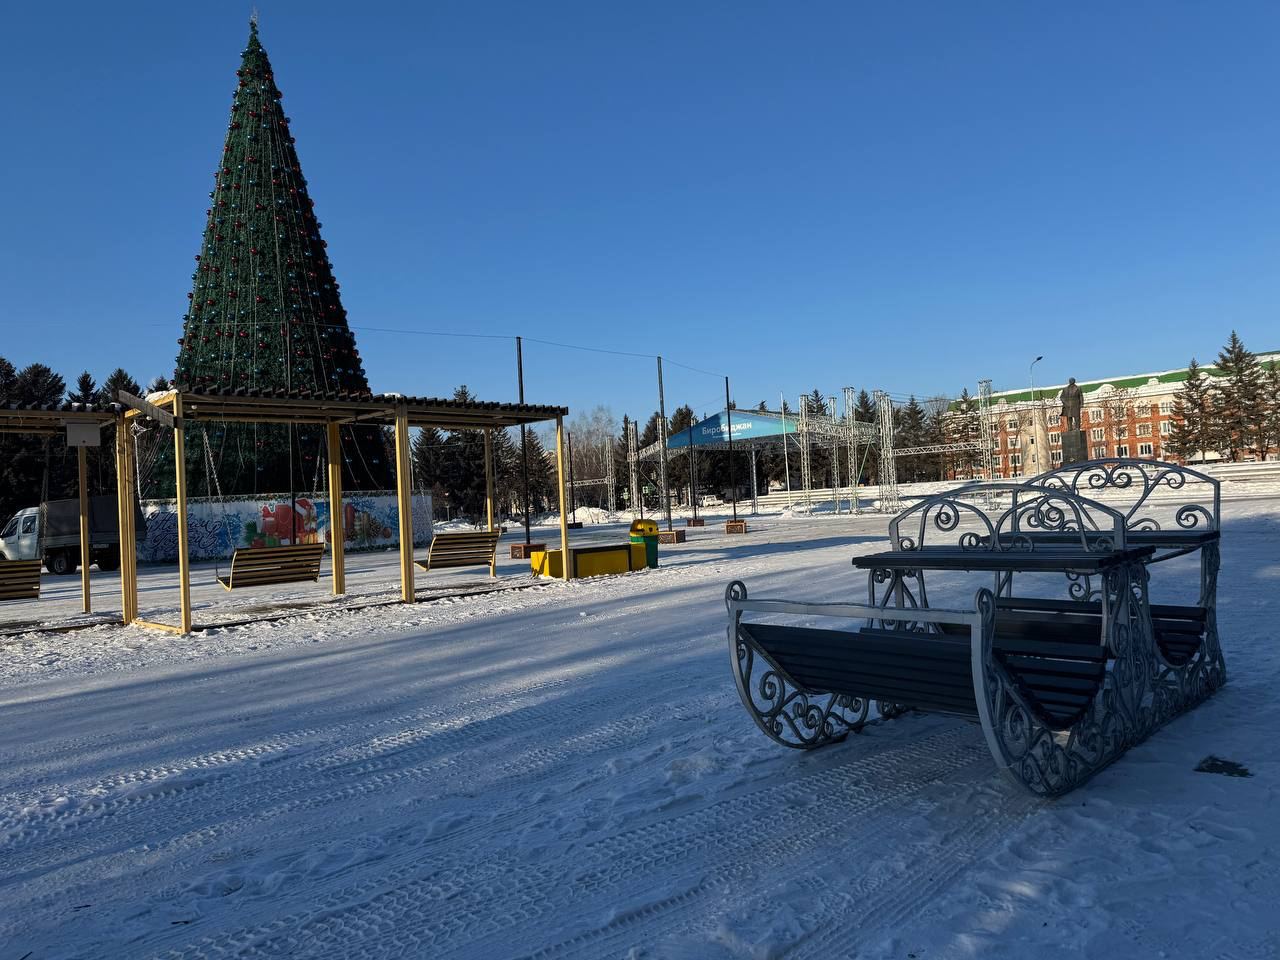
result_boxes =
[1,503,1278,958]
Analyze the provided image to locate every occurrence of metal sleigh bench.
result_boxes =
[726,471,1227,797]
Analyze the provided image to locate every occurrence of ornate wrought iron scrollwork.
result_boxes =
[1032,458,1219,548]
[974,560,1158,797]
[725,581,870,749]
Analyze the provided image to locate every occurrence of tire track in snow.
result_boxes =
[138,724,983,959]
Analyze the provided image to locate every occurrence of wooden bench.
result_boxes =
[416,530,501,577]
[217,543,326,591]
[0,559,42,602]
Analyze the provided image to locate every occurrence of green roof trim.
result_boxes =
[948,352,1280,411]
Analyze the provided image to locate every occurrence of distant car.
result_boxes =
[0,497,141,575]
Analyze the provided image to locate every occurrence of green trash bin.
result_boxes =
[629,519,660,569]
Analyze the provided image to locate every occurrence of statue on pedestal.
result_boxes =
[1058,377,1088,464]
[1060,377,1083,432]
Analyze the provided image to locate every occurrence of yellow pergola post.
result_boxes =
[114,416,130,623]
[325,421,346,595]
[120,416,139,623]
[172,395,192,634]
[394,404,415,602]
[77,445,91,614]
[555,416,570,581]
[483,428,496,577]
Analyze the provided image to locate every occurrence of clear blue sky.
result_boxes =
[2,1,1277,421]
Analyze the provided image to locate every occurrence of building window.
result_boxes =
[1008,435,1020,449]
[1050,433,1062,446]
[993,455,1002,467]
[1138,442,1154,457]
[1160,421,1172,435]
[1009,453,1022,468]
[1051,450,1063,464]
[1006,419,1019,431]
[1089,408,1104,423]
[1091,428,1105,441]
[1093,445,1107,458]
[1117,444,1129,457]
[1048,414,1061,427]
[1159,400,1173,415]
[1136,403,1152,417]
[1137,423,1152,437]
[1116,426,1128,440]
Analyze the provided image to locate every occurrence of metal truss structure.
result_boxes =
[630,378,996,516]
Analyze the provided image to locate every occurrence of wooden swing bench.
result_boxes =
[416,530,501,576]
[0,559,42,602]
[217,543,326,591]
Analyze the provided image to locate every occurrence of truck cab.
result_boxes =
[0,508,40,563]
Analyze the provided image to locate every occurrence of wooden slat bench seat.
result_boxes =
[217,543,326,591]
[0,559,42,602]
[416,530,501,576]
[992,596,1208,667]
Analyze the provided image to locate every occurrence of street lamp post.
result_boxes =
[1029,356,1044,472]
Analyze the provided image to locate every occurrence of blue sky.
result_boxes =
[2,1,1277,421]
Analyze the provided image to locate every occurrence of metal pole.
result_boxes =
[726,376,737,521]
[567,429,576,521]
[1030,355,1044,474]
[394,403,415,603]
[781,391,792,508]
[555,416,570,581]
[688,422,697,521]
[517,336,530,545]
[656,357,672,531]
[750,447,758,515]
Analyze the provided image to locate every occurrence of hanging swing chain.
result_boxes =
[202,428,236,570]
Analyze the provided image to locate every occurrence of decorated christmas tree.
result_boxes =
[170,19,391,495]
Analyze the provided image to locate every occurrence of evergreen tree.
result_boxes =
[522,429,556,514]
[147,376,172,395]
[1214,331,1266,460]
[0,356,16,404]
[896,396,927,481]
[14,364,65,406]
[1169,359,1216,463]
[172,20,389,494]
[437,386,489,521]
[491,427,522,519]
[1264,361,1280,458]
[69,372,98,405]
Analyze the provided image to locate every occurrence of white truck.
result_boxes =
[0,496,140,575]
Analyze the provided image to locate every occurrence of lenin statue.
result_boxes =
[1059,377,1087,464]
[1060,377,1083,431]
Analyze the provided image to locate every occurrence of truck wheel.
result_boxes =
[96,550,120,571]
[46,551,77,576]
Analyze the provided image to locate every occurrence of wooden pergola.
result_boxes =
[0,401,125,618]
[119,386,571,633]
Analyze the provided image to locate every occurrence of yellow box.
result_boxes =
[530,543,647,579]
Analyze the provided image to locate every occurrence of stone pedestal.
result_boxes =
[510,542,545,559]
[726,520,748,534]
[1061,429,1088,465]
[685,518,706,527]
[657,529,686,544]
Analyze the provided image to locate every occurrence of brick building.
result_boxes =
[948,352,1279,480]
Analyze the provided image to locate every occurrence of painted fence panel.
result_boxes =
[137,492,434,563]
